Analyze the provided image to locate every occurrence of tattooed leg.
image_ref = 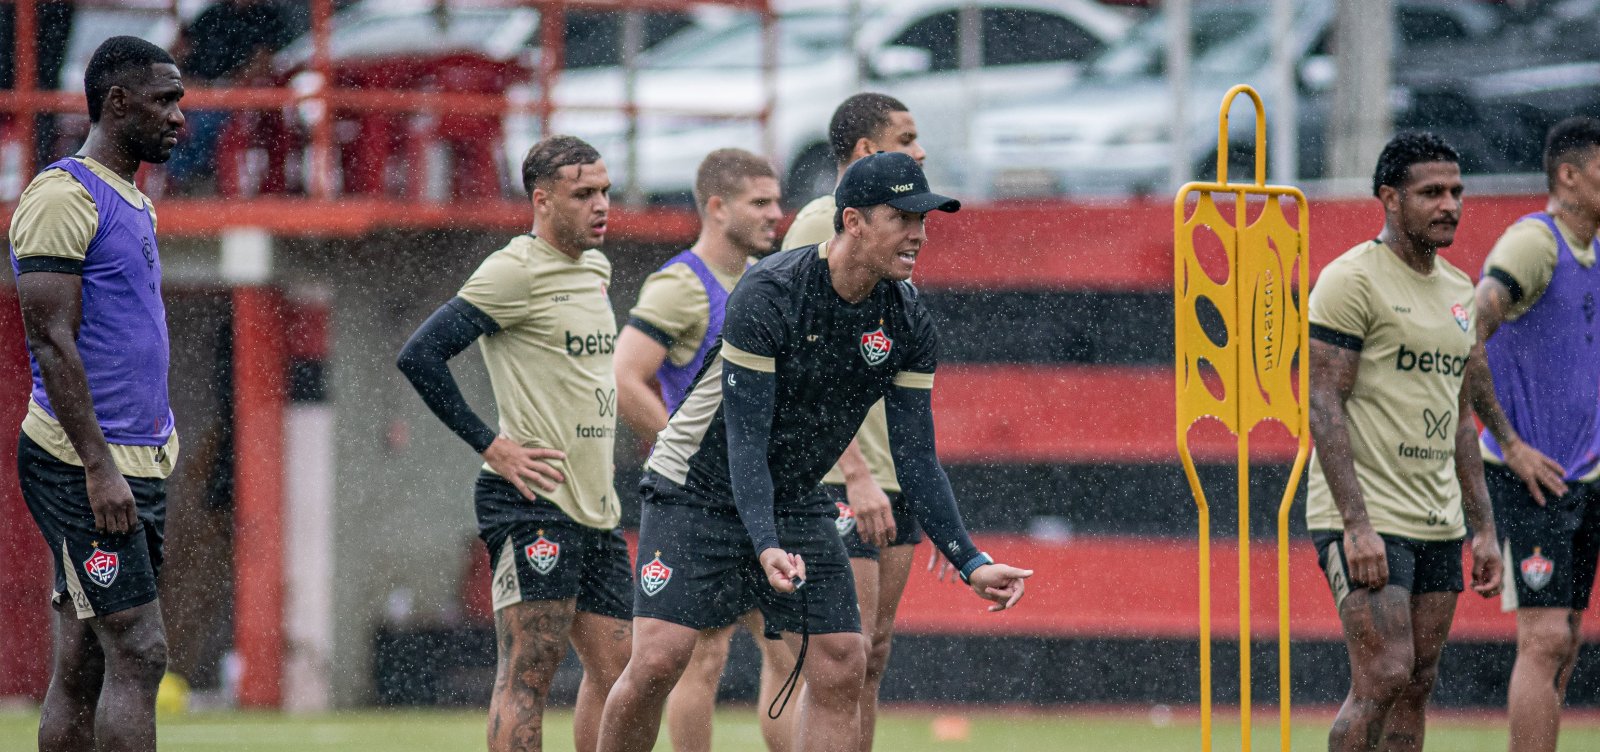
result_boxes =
[489,599,577,752]
[1380,591,1456,752]
[1329,585,1414,752]
[568,612,632,752]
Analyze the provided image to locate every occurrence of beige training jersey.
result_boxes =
[1483,215,1596,320]
[628,257,741,368]
[457,235,620,529]
[782,194,900,492]
[9,157,178,478]
[1306,240,1474,540]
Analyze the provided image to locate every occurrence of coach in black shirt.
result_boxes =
[598,152,1032,752]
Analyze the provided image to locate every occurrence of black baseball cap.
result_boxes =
[833,151,960,230]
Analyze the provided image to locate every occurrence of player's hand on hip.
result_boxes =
[86,464,138,535]
[1344,526,1389,590]
[481,435,566,499]
[1504,438,1567,506]
[968,562,1034,612]
[847,478,895,548]
[1470,530,1503,597]
[759,548,806,593]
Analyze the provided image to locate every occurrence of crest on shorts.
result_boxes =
[641,551,673,596]
[525,533,560,575]
[1451,303,1470,332]
[834,502,857,537]
[1521,547,1554,592]
[84,547,119,589]
[860,326,893,366]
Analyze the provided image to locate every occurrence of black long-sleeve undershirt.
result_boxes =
[722,361,782,553]
[885,385,983,570]
[395,297,501,455]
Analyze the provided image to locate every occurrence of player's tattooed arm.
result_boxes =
[1307,338,1389,589]
[1470,278,1567,504]
[1456,371,1503,598]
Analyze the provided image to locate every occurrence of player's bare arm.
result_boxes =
[835,439,895,548]
[884,384,1032,611]
[1308,338,1388,589]
[1471,276,1567,503]
[613,326,672,440]
[397,298,566,499]
[1455,361,1504,598]
[16,271,134,534]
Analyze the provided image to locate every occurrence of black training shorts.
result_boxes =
[19,432,166,619]
[633,473,860,637]
[817,484,923,561]
[1487,463,1600,611]
[1313,529,1464,610]
[475,471,632,620]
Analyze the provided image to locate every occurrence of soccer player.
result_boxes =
[612,148,792,752]
[1307,132,1503,752]
[780,91,928,751]
[10,36,184,752]
[597,151,1032,752]
[396,136,631,752]
[1469,116,1600,752]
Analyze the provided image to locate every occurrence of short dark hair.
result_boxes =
[1544,117,1600,190]
[521,135,602,197]
[1372,131,1459,197]
[84,36,176,123]
[828,93,908,167]
[693,148,775,211]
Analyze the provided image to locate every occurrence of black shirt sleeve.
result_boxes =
[899,289,939,375]
[720,271,789,365]
[396,297,502,454]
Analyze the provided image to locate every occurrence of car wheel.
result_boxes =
[784,144,836,209]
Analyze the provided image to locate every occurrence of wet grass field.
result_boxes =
[3,707,1600,751]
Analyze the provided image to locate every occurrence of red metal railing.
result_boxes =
[1,0,775,214]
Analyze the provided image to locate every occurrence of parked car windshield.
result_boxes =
[642,9,859,69]
[1086,6,1271,82]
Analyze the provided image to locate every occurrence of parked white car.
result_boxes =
[967,0,1504,199]
[518,0,1136,204]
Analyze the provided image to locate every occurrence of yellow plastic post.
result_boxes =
[1174,84,1312,752]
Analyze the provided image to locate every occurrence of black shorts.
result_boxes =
[1487,463,1600,611]
[475,472,632,620]
[633,475,860,637]
[817,484,923,560]
[1312,530,1464,610]
[18,432,167,619]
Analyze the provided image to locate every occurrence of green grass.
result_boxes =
[2,707,1599,751]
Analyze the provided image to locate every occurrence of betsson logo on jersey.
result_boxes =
[1393,344,1467,377]
[566,330,616,356]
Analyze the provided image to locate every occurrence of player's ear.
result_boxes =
[851,137,876,162]
[1377,184,1400,214]
[706,193,726,222]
